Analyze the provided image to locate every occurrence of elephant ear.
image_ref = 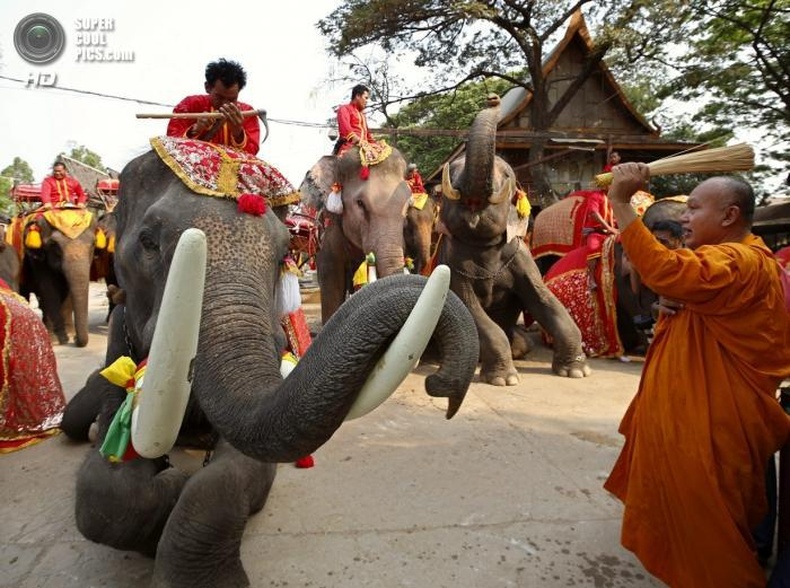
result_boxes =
[299,156,338,212]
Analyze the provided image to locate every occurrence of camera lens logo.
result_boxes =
[14,13,66,65]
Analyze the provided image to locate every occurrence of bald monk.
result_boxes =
[604,166,790,587]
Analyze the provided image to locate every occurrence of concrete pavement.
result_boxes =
[1,284,664,587]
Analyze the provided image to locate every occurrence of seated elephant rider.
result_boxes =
[405,164,427,200]
[332,84,391,181]
[333,84,375,157]
[40,161,87,208]
[167,58,260,156]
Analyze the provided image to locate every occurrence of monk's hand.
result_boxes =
[654,296,683,317]
[609,162,650,205]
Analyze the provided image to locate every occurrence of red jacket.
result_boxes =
[336,102,372,154]
[40,175,86,205]
[167,94,260,156]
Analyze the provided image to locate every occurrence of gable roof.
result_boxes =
[425,10,696,184]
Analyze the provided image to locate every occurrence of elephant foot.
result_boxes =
[480,366,520,387]
[553,354,592,378]
[55,331,69,345]
[510,325,533,360]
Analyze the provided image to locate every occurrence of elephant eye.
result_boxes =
[139,229,159,252]
[355,198,366,211]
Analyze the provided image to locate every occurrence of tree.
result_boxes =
[658,0,790,187]
[67,145,107,172]
[319,0,693,207]
[0,157,35,216]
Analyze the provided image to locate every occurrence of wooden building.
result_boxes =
[424,11,698,204]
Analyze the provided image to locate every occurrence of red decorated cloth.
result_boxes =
[0,286,65,453]
[166,94,260,156]
[531,193,587,260]
[544,235,623,358]
[150,136,300,208]
[40,175,86,206]
[281,308,312,359]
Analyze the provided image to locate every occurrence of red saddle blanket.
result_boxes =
[150,136,301,208]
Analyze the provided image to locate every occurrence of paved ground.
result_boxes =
[1,282,668,588]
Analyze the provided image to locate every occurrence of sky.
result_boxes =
[0,1,349,187]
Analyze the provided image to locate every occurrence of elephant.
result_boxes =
[59,147,479,588]
[20,208,97,346]
[537,195,688,355]
[300,146,413,324]
[91,208,119,321]
[437,95,590,386]
[0,226,21,291]
[404,195,439,275]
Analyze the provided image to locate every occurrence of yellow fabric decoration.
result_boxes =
[516,191,532,219]
[410,192,429,211]
[25,226,42,249]
[108,235,116,253]
[43,209,94,240]
[353,259,369,288]
[101,356,143,390]
[95,228,107,249]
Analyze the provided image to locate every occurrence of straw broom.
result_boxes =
[594,143,755,187]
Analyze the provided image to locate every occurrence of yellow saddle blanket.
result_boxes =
[43,209,94,239]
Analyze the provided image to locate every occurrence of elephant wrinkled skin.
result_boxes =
[60,149,479,588]
[21,211,96,346]
[300,147,413,323]
[438,97,589,385]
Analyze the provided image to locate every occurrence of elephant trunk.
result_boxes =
[194,272,477,462]
[371,241,406,279]
[61,238,94,347]
[458,98,500,201]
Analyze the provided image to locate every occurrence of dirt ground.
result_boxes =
[1,281,672,588]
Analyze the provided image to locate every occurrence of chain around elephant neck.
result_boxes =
[122,306,140,362]
[450,237,522,281]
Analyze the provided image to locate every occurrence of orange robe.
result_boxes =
[604,221,790,587]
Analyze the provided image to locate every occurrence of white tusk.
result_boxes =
[131,228,207,458]
[345,264,451,420]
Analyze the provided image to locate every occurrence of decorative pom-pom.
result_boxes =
[360,165,370,180]
[237,193,266,216]
[295,455,315,468]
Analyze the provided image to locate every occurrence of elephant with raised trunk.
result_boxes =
[300,146,413,323]
[60,147,479,588]
[437,95,589,385]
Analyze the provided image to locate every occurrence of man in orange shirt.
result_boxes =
[40,161,86,208]
[167,58,260,156]
[604,165,790,587]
